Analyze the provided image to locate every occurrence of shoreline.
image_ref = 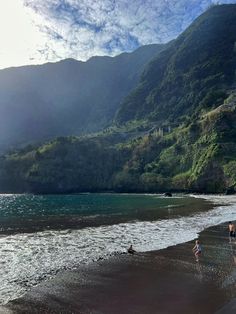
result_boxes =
[0,191,234,196]
[4,220,236,314]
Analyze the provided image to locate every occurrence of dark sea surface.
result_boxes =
[0,193,212,234]
[0,193,235,305]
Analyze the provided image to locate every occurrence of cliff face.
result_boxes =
[0,44,165,153]
[116,5,236,125]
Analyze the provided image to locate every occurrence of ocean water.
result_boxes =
[0,193,235,304]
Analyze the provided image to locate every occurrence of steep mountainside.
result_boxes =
[0,44,165,152]
[1,93,236,194]
[1,5,236,194]
[116,4,236,125]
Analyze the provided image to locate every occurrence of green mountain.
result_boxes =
[116,4,236,125]
[1,4,236,194]
[0,44,164,153]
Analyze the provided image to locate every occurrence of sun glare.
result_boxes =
[0,0,47,69]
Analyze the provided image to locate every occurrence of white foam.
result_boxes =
[0,195,236,304]
[191,194,236,205]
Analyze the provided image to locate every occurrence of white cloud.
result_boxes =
[0,0,235,68]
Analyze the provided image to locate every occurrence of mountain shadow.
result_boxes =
[0,44,165,153]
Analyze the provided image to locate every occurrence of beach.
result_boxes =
[4,220,236,314]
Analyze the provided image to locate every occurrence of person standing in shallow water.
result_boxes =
[228,222,236,242]
[192,240,202,262]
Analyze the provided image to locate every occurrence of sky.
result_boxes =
[0,0,236,69]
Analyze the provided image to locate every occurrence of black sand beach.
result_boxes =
[3,221,236,314]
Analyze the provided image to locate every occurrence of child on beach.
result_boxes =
[192,240,202,262]
[228,222,236,242]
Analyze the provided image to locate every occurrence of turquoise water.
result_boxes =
[0,193,211,234]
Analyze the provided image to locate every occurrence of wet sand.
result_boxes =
[4,222,236,314]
